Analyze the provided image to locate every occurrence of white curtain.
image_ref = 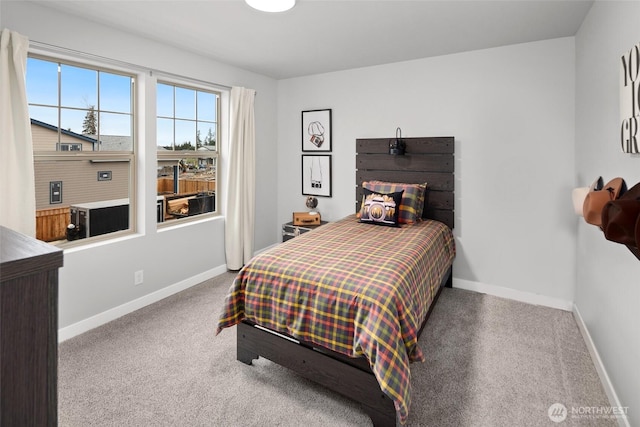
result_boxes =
[0,29,35,237]
[225,87,256,270]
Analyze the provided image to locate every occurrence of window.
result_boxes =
[156,82,219,223]
[58,143,82,151]
[27,55,135,244]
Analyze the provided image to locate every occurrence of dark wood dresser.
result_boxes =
[0,226,63,426]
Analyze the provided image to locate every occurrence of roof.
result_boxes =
[30,118,97,144]
[30,119,134,151]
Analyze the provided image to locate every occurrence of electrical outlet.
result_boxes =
[134,270,144,285]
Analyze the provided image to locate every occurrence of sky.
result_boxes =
[26,57,218,150]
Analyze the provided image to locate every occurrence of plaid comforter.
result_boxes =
[216,215,455,424]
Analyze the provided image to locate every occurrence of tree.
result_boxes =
[204,128,216,148]
[174,141,194,150]
[195,129,215,149]
[83,106,97,135]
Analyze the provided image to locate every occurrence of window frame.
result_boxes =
[29,52,138,247]
[27,48,227,246]
[156,78,221,227]
[58,143,83,151]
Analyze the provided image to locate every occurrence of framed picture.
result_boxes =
[302,154,332,197]
[302,109,332,152]
[621,42,640,153]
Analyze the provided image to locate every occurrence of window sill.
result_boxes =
[157,213,223,233]
[60,230,142,254]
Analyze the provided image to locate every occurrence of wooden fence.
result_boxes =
[36,207,70,242]
[157,178,216,194]
[35,178,215,242]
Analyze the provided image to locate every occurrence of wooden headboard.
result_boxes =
[355,137,455,229]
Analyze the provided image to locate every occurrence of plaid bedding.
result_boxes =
[216,214,455,424]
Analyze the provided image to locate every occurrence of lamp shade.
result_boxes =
[245,0,296,12]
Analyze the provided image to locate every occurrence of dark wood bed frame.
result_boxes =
[237,137,455,426]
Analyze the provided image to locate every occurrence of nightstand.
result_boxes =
[282,221,328,242]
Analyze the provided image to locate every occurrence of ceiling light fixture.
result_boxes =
[245,0,296,13]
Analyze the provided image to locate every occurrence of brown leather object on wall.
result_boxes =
[602,182,640,247]
[572,176,603,216]
[583,177,627,227]
[293,212,321,226]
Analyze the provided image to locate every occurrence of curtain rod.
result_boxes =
[29,40,235,92]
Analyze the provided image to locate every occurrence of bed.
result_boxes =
[217,137,455,426]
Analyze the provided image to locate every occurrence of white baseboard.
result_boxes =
[572,305,630,427]
[58,268,628,426]
[58,264,228,342]
[452,279,628,426]
[452,278,574,311]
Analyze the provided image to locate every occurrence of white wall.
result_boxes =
[2,1,279,334]
[278,37,577,307]
[4,0,636,420]
[575,1,640,424]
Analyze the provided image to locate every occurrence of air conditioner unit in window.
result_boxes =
[70,198,129,239]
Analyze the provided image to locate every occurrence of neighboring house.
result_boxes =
[31,119,129,210]
[95,134,133,152]
[31,118,97,152]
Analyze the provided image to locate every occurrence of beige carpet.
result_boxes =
[58,272,616,426]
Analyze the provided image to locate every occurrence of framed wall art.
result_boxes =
[302,109,332,152]
[302,154,332,197]
[620,42,640,153]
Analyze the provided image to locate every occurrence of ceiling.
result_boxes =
[30,0,594,80]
